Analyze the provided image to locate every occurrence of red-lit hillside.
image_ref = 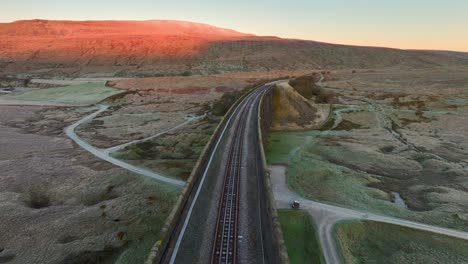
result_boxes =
[0,20,466,77]
[0,19,252,37]
[0,20,252,60]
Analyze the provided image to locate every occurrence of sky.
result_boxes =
[1,0,468,52]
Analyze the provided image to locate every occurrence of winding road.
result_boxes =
[64,104,192,187]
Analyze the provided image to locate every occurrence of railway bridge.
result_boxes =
[158,84,283,264]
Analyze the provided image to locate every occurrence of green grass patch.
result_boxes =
[278,209,324,264]
[2,82,124,105]
[334,220,468,264]
[112,176,180,264]
[265,130,468,230]
[282,141,409,216]
[266,131,319,164]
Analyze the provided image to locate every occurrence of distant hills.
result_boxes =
[1,20,467,77]
[421,50,468,60]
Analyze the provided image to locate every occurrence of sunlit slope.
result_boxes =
[1,20,467,77]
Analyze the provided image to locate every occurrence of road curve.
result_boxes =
[270,165,468,264]
[64,105,185,187]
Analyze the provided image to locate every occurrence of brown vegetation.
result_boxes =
[112,119,217,180]
[289,76,339,104]
[25,185,51,209]
[270,83,322,130]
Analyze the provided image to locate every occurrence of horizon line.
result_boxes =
[1,18,467,53]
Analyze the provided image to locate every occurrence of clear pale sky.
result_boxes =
[2,0,467,51]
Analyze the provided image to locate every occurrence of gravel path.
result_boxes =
[65,105,186,187]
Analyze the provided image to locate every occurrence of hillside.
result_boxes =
[1,20,467,77]
[0,20,253,77]
[423,50,468,60]
[0,19,251,37]
[270,82,330,131]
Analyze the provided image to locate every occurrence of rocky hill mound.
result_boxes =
[270,82,330,130]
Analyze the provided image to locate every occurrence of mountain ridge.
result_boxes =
[1,19,466,77]
[0,19,253,37]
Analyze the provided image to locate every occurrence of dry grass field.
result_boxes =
[0,106,179,264]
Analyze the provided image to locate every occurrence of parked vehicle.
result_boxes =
[291,200,300,209]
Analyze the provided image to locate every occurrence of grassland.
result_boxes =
[265,69,468,231]
[95,175,180,264]
[278,209,324,264]
[266,122,468,230]
[0,105,180,264]
[334,220,468,264]
[267,131,409,216]
[1,82,124,105]
[111,119,217,180]
[111,177,180,264]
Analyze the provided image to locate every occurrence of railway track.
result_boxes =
[210,91,253,264]
[165,85,280,264]
[210,88,263,263]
